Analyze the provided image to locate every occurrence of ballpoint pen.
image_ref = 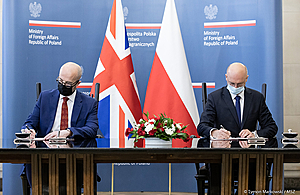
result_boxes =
[219,125,232,140]
[25,125,31,131]
[26,125,35,134]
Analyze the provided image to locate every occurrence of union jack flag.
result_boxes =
[91,0,142,148]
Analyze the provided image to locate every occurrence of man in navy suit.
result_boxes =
[22,61,98,139]
[197,62,278,139]
[20,62,99,193]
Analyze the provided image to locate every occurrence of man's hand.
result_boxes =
[239,141,250,148]
[44,130,71,140]
[211,141,231,148]
[239,129,254,138]
[29,141,36,148]
[211,128,231,139]
[43,141,71,148]
[23,128,36,139]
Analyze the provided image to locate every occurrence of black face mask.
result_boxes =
[58,83,75,96]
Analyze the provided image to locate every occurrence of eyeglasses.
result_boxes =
[228,82,245,88]
[56,77,79,88]
[227,79,246,88]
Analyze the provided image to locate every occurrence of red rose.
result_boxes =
[138,129,145,136]
[157,123,162,128]
[149,129,157,136]
[125,128,132,137]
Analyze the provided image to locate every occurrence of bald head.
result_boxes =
[59,62,82,83]
[225,62,248,88]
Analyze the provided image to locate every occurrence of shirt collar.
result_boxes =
[59,90,77,102]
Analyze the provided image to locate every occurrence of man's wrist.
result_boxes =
[66,128,72,137]
[210,128,217,139]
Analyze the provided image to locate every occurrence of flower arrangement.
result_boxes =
[125,112,190,142]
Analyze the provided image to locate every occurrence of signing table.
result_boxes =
[1,138,299,195]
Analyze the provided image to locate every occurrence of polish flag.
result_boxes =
[143,0,199,147]
[91,0,142,148]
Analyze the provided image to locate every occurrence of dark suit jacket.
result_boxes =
[197,86,278,138]
[22,89,99,138]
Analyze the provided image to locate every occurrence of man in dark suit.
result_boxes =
[198,62,278,139]
[22,61,98,139]
[197,62,278,194]
[20,62,99,194]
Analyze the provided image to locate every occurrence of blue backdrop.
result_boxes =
[3,0,282,193]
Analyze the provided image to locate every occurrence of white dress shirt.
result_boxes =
[51,90,76,132]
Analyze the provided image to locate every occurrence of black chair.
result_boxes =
[194,82,210,195]
[93,83,104,138]
[21,82,42,195]
[91,82,103,192]
[258,83,273,191]
[194,82,222,194]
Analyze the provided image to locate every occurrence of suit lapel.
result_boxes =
[71,91,83,126]
[47,90,60,134]
[222,87,240,127]
[241,88,252,129]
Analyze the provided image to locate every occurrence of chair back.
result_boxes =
[202,82,207,110]
[256,83,267,131]
[94,83,100,102]
[92,83,104,138]
[261,83,267,100]
[36,82,41,101]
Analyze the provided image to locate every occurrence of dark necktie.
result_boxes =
[235,95,241,126]
[60,97,69,130]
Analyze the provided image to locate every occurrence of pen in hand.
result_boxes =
[219,125,231,139]
[26,125,36,139]
[26,125,33,132]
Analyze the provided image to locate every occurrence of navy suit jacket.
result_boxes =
[22,89,99,138]
[197,86,278,138]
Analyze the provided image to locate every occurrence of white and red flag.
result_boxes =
[143,0,199,147]
[91,0,142,148]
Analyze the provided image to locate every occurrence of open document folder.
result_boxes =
[211,137,268,145]
[14,137,74,144]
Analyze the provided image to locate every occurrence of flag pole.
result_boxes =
[111,163,114,195]
[169,163,171,195]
